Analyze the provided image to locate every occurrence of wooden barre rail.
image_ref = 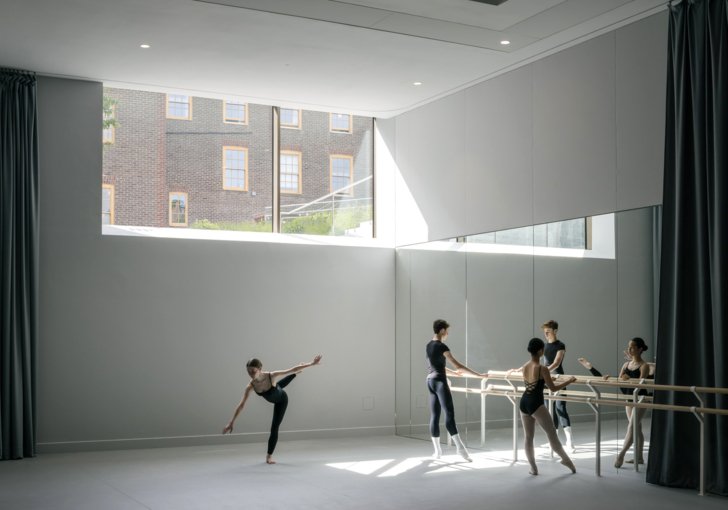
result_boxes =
[449,385,728,415]
[485,370,728,395]
[443,371,727,495]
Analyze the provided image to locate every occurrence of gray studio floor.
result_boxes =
[1,429,723,510]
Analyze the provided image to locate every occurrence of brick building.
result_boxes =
[102,87,373,233]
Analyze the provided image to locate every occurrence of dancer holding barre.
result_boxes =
[578,337,650,467]
[509,338,577,476]
[427,319,486,461]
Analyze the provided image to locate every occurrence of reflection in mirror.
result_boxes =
[395,206,659,474]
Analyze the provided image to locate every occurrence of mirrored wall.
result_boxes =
[395,206,659,472]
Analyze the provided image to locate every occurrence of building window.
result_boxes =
[330,113,351,133]
[166,94,191,120]
[280,108,301,129]
[102,104,116,144]
[169,192,188,226]
[330,155,353,194]
[280,150,302,194]
[222,146,248,191]
[102,184,114,224]
[223,100,248,124]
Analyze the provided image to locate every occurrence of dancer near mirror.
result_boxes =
[541,320,575,451]
[509,338,577,475]
[578,338,650,467]
[427,319,486,461]
[223,354,322,464]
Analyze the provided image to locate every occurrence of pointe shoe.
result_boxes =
[614,454,625,468]
[457,448,472,462]
[451,433,473,462]
[561,459,576,474]
[625,458,644,465]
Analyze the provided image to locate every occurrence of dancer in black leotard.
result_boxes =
[223,354,322,464]
[426,319,486,461]
[578,337,650,467]
[509,338,576,476]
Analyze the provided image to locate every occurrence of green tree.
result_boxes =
[103,95,118,130]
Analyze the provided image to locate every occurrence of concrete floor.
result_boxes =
[1,431,723,510]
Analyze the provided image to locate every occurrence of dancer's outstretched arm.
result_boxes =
[223,384,253,434]
[543,366,576,392]
[270,354,323,381]
[443,351,485,378]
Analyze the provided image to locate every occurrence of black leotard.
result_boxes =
[519,370,546,416]
[255,373,291,403]
[621,364,648,395]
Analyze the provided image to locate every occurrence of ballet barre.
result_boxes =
[446,371,728,495]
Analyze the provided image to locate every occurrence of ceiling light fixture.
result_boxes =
[500,40,510,46]
[140,44,151,49]
[413,81,422,86]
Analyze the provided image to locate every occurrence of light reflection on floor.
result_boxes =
[326,439,650,477]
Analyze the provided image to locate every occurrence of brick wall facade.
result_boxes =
[102,88,373,229]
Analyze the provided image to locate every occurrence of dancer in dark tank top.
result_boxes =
[578,337,650,467]
[223,354,322,464]
[508,338,576,476]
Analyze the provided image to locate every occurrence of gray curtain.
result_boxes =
[647,0,728,495]
[0,68,38,460]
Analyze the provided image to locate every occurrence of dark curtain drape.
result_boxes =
[647,0,728,495]
[0,68,38,460]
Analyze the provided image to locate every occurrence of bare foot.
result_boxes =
[561,459,576,473]
[266,454,276,464]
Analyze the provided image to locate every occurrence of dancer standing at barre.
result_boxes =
[509,338,577,476]
[541,320,575,451]
[578,337,650,467]
[426,319,485,461]
[223,354,322,464]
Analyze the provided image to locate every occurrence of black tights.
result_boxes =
[267,374,296,455]
[427,377,458,437]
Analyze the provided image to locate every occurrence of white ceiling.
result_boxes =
[0,0,667,117]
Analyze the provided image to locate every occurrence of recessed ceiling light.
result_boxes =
[413,81,422,86]
[140,44,151,49]
[500,40,510,46]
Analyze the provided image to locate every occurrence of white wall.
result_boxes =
[36,76,395,451]
[390,12,667,245]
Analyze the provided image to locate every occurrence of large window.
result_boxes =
[467,218,589,250]
[280,151,302,194]
[169,192,188,226]
[166,94,191,120]
[102,87,373,239]
[222,147,248,191]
